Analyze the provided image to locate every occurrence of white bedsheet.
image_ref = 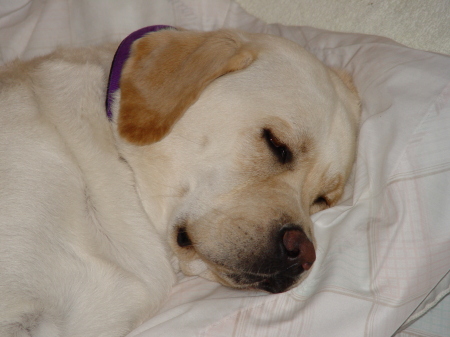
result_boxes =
[1,1,449,336]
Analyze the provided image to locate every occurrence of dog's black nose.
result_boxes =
[226,226,316,294]
[255,227,316,294]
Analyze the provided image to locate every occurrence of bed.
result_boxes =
[1,1,449,336]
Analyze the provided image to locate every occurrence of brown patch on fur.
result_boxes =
[299,134,313,155]
[321,174,344,206]
[118,29,258,145]
[329,67,361,126]
[308,170,345,214]
[330,68,358,96]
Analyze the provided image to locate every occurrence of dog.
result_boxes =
[0,26,360,336]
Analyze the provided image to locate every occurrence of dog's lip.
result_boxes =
[228,273,300,294]
[221,265,306,293]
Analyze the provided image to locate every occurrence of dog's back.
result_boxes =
[0,46,174,337]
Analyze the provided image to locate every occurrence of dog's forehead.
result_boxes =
[209,36,337,124]
[194,76,329,149]
[251,33,331,84]
[166,33,352,158]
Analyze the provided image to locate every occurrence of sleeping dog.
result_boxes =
[0,26,360,336]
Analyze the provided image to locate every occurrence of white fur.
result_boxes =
[0,32,359,336]
[0,46,175,337]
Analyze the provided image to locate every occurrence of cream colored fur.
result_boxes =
[0,29,360,336]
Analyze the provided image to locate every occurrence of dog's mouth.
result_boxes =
[223,264,309,294]
[174,223,315,294]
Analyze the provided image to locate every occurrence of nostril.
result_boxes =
[281,228,316,268]
[282,229,302,258]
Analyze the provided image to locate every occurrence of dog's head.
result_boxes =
[114,29,360,293]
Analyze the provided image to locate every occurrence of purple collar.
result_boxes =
[105,25,172,119]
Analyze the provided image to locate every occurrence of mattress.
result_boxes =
[1,1,449,336]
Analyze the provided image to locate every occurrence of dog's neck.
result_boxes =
[106,25,177,236]
[105,25,172,119]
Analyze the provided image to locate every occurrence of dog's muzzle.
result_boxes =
[227,226,316,293]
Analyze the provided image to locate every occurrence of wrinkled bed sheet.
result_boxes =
[1,1,449,336]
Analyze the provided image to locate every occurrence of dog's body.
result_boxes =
[0,28,360,336]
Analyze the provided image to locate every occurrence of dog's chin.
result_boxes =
[214,268,306,294]
[178,258,306,294]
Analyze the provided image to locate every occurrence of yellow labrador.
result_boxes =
[0,27,360,336]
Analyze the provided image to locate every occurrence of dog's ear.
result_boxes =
[118,29,257,145]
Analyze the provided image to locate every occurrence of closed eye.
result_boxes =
[176,227,192,247]
[262,128,293,164]
[313,196,329,207]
